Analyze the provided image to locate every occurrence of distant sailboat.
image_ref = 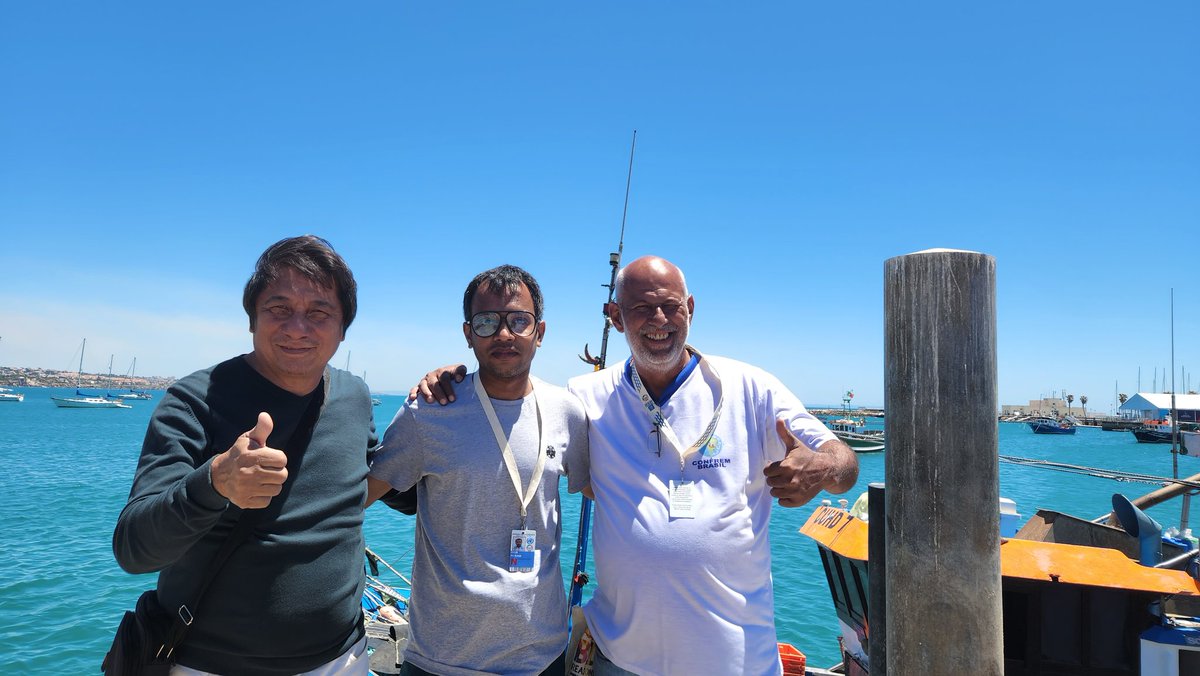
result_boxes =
[51,339,131,409]
[344,352,381,406]
[111,357,152,400]
[365,371,382,406]
[0,337,20,401]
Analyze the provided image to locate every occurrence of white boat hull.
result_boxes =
[51,396,131,409]
[1183,431,1200,457]
[833,430,886,453]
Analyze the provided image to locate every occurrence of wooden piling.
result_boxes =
[884,249,1002,675]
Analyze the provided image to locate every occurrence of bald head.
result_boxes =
[608,255,695,387]
[614,256,689,304]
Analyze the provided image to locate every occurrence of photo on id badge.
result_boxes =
[509,529,536,572]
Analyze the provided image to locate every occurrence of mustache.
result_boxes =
[639,324,679,335]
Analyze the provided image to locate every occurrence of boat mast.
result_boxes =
[77,339,86,391]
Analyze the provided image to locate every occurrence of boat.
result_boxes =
[1128,419,1198,444]
[1184,431,1200,457]
[361,547,412,675]
[364,370,382,406]
[827,391,885,453]
[801,481,1200,675]
[110,358,152,400]
[50,340,132,409]
[1132,427,1175,444]
[1026,417,1076,435]
[347,354,382,406]
[0,387,23,402]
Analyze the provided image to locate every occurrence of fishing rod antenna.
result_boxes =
[570,131,637,627]
[580,130,637,369]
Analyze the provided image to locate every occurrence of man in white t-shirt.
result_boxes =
[413,256,858,676]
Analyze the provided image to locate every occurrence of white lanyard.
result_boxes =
[474,374,545,528]
[629,347,724,476]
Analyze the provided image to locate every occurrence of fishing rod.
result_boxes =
[579,130,636,370]
[568,130,637,622]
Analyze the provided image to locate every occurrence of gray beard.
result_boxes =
[627,334,688,375]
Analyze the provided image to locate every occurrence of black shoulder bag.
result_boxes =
[102,375,328,675]
[101,513,256,676]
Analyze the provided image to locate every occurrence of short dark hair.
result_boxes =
[462,265,544,321]
[243,235,358,332]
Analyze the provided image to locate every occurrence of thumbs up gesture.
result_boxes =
[210,412,289,509]
[763,419,860,508]
[763,418,831,508]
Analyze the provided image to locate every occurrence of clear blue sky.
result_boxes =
[2,2,1196,410]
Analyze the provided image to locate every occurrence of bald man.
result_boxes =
[565,256,857,676]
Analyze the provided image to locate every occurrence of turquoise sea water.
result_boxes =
[2,387,1198,672]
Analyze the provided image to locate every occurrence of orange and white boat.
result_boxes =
[800,493,1200,675]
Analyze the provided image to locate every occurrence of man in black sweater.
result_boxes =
[113,235,377,675]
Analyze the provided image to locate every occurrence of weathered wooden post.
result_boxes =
[884,249,1001,675]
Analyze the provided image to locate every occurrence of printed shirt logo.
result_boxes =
[692,434,731,470]
[700,435,723,457]
[545,445,556,458]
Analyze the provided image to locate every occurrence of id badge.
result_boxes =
[509,529,536,572]
[668,480,697,519]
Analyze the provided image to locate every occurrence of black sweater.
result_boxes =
[113,356,376,675]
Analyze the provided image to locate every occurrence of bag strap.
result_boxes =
[158,370,330,660]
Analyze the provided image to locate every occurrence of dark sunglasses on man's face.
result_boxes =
[469,311,537,338]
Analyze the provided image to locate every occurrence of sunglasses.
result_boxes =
[469,311,537,338]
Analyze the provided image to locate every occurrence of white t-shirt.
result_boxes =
[568,354,835,676]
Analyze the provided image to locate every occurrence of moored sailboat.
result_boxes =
[51,339,131,409]
[110,358,152,400]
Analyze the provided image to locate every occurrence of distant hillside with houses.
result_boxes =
[0,365,175,390]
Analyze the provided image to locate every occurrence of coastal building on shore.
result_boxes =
[1000,392,1200,423]
[1001,396,1070,418]
[1119,393,1200,424]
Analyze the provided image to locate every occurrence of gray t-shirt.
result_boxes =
[369,374,589,676]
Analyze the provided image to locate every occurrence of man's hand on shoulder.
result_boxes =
[763,419,859,508]
[408,364,467,405]
[209,412,289,509]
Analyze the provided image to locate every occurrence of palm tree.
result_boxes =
[1066,393,1074,416]
[1119,393,1128,406]
[1080,395,1088,417]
